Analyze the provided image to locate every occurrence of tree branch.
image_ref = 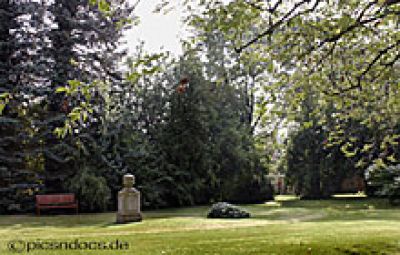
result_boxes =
[357,40,400,87]
[235,0,321,53]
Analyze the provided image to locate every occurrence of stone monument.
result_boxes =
[116,174,142,223]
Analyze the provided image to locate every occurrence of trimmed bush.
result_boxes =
[207,202,250,219]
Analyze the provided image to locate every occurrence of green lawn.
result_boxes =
[1,196,400,255]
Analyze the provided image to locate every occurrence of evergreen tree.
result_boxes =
[41,0,134,199]
[0,0,134,212]
[0,0,50,213]
[284,90,361,198]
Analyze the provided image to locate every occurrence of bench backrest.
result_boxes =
[36,194,76,205]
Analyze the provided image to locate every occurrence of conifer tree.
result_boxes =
[0,0,50,213]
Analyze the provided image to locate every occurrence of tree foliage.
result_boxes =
[284,97,360,198]
[0,0,133,213]
[177,0,400,172]
[99,47,273,208]
[366,163,400,205]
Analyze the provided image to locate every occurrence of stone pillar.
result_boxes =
[116,174,142,223]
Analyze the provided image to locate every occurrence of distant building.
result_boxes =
[339,174,365,193]
[267,173,292,194]
[267,172,365,196]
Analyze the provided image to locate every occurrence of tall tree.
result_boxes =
[187,8,271,135]
[41,0,134,195]
[0,0,135,212]
[0,0,50,213]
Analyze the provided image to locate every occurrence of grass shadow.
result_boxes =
[0,197,399,228]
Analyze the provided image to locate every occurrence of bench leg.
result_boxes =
[36,207,40,216]
[76,205,78,214]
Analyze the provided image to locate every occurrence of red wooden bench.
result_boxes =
[36,194,78,215]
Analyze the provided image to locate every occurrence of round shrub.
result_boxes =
[207,202,250,219]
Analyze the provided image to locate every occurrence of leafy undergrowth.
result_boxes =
[0,196,399,254]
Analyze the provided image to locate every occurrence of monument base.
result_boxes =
[116,213,142,224]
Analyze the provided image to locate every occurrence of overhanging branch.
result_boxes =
[235,0,321,53]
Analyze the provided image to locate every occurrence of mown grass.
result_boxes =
[0,196,399,254]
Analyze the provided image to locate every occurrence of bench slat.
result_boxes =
[36,194,76,204]
[37,204,77,209]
